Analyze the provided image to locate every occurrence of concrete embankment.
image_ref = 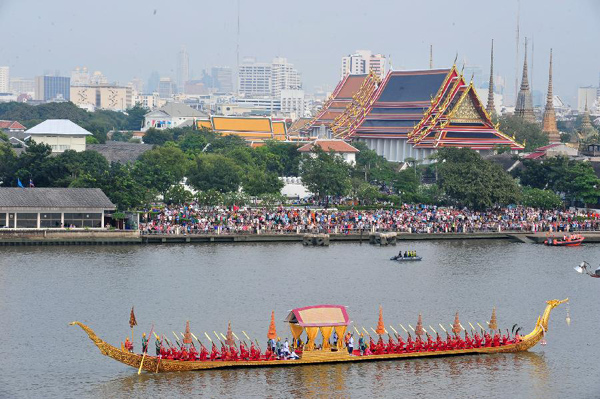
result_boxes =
[1,230,600,246]
[0,230,141,245]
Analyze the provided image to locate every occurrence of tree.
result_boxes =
[498,115,548,151]
[13,141,53,186]
[163,185,193,205]
[352,141,396,184]
[134,145,189,198]
[243,168,283,196]
[86,136,100,144]
[112,131,133,142]
[142,128,173,145]
[0,141,17,186]
[178,132,209,154]
[435,148,521,209]
[522,187,563,209]
[187,153,242,193]
[125,104,148,131]
[300,148,352,202]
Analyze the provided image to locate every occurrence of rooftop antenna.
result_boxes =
[531,34,534,94]
[429,45,433,69]
[515,0,520,106]
[236,0,240,92]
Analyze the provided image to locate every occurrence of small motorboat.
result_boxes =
[390,256,422,261]
[544,234,585,247]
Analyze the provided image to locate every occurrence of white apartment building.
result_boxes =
[238,57,302,97]
[10,77,35,95]
[280,89,305,117]
[271,57,301,97]
[341,50,387,79]
[133,92,165,110]
[0,66,9,92]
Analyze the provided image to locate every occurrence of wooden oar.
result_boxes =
[399,324,408,333]
[477,322,486,331]
[172,331,181,344]
[214,331,222,343]
[204,332,213,343]
[408,324,416,332]
[362,327,370,337]
[438,324,448,333]
[353,326,361,335]
[370,327,377,335]
[232,332,240,341]
[429,325,437,335]
[389,325,399,335]
[468,322,476,331]
[242,331,251,342]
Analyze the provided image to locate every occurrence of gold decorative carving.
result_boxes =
[70,299,567,373]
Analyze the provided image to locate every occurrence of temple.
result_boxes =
[304,65,523,162]
[486,40,496,116]
[515,39,536,123]
[541,49,560,143]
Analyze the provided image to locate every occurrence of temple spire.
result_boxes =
[486,39,496,116]
[580,97,595,137]
[542,49,560,143]
[515,38,536,123]
[429,44,433,69]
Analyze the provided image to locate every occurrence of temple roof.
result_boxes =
[284,305,349,327]
[298,139,359,153]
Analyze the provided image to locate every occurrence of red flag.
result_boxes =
[129,307,137,329]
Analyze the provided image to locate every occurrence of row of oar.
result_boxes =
[351,321,494,338]
[138,329,262,374]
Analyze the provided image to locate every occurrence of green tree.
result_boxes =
[187,153,242,193]
[521,187,563,209]
[163,185,193,205]
[0,141,17,186]
[13,141,53,186]
[243,168,283,196]
[498,115,548,151]
[125,104,148,131]
[86,136,100,144]
[134,146,189,198]
[111,131,133,142]
[435,148,521,209]
[142,128,174,145]
[300,148,352,202]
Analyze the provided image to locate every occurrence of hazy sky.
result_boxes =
[1,0,598,105]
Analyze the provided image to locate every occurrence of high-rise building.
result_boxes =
[34,75,70,101]
[271,57,301,97]
[147,71,160,93]
[238,58,272,96]
[211,67,233,93]
[280,89,305,116]
[9,77,35,95]
[176,46,189,92]
[238,57,301,97]
[70,85,132,111]
[158,77,177,99]
[578,87,597,112]
[128,78,144,94]
[340,50,386,79]
[71,67,90,86]
[0,66,9,93]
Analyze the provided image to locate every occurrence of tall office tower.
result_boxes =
[176,46,189,92]
[271,57,301,97]
[211,67,233,93]
[34,75,71,101]
[341,50,386,79]
[238,58,272,96]
[0,66,9,92]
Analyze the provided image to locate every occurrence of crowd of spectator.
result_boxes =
[138,204,600,235]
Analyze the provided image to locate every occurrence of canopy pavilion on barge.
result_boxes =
[304,65,524,163]
[284,305,350,351]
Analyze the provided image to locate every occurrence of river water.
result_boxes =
[0,240,598,399]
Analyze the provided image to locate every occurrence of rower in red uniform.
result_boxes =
[376,336,385,354]
[239,343,249,360]
[484,333,492,347]
[436,333,445,351]
[464,332,473,349]
[188,345,198,360]
[414,336,423,352]
[369,337,376,353]
[445,333,454,350]
[395,335,406,353]
[492,332,501,347]
[179,347,189,361]
[199,344,209,361]
[426,333,435,351]
[250,343,260,360]
[210,343,219,361]
[501,331,509,346]
[124,337,133,353]
[473,331,482,348]
[230,345,239,361]
[386,335,396,354]
[406,334,414,352]
[455,333,465,349]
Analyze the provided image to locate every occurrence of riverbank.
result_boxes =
[2,229,600,245]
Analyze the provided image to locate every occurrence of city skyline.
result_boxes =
[0,0,599,105]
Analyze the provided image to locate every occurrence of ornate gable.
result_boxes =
[450,91,485,124]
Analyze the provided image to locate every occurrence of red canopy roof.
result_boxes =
[285,305,349,327]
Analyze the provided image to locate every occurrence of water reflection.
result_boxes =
[90,351,549,399]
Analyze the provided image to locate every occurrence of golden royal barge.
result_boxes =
[71,299,567,373]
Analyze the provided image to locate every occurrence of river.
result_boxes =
[0,240,597,398]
